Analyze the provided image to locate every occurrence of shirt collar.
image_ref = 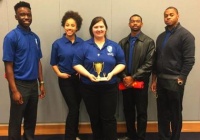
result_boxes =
[88,38,111,50]
[62,34,81,44]
[165,22,180,34]
[129,32,140,40]
[89,38,109,44]
[17,25,32,34]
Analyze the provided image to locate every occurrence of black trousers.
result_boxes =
[157,78,184,140]
[122,81,149,140]
[80,83,118,140]
[58,75,81,140]
[9,79,38,140]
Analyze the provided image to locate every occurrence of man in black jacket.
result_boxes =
[151,7,195,140]
[118,14,155,140]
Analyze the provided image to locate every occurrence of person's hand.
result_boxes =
[88,74,98,82]
[150,81,158,98]
[12,91,23,104]
[123,76,134,88]
[106,72,114,81]
[150,80,157,93]
[39,84,45,99]
[150,74,158,98]
[58,72,71,79]
[177,78,184,85]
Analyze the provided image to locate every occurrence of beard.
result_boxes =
[131,27,141,32]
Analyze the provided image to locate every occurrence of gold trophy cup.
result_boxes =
[93,62,108,81]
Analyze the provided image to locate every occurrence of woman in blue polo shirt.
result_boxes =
[73,16,125,140]
[50,11,83,140]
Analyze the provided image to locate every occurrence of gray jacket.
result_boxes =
[154,23,195,81]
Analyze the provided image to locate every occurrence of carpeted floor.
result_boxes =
[1,133,200,140]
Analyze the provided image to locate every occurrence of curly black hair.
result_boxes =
[14,1,31,13]
[61,11,83,31]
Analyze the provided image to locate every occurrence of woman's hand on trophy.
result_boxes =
[107,72,114,81]
[88,74,98,82]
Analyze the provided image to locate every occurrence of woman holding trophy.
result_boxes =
[73,16,125,140]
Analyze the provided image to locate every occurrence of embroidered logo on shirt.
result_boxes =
[107,46,114,56]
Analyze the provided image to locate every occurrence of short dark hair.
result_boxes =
[14,1,31,13]
[165,6,179,14]
[129,14,142,22]
[89,16,108,37]
[61,11,83,31]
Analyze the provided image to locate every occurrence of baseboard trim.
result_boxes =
[0,121,200,136]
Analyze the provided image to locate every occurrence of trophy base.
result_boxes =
[96,77,108,81]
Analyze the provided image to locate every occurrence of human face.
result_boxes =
[15,7,32,29]
[92,21,107,39]
[129,16,143,32]
[164,8,179,29]
[64,18,77,37]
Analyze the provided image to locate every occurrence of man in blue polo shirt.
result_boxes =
[2,1,45,140]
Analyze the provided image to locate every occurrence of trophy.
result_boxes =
[93,62,108,81]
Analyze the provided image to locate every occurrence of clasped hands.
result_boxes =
[88,72,113,82]
[123,76,134,88]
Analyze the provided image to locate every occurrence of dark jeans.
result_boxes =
[157,78,184,140]
[9,79,38,140]
[80,83,118,140]
[122,81,149,140]
[58,75,81,140]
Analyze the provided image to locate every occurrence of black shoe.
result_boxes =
[118,136,132,140]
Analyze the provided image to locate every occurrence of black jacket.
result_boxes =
[154,23,195,80]
[119,32,155,81]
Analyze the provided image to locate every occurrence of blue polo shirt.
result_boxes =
[50,34,84,74]
[2,25,42,80]
[73,38,125,85]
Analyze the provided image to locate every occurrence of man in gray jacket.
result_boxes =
[151,7,195,140]
[118,14,155,140]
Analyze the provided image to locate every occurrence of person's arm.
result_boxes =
[38,60,45,99]
[179,31,195,81]
[73,64,97,82]
[118,39,127,80]
[52,65,71,79]
[4,61,23,104]
[107,64,125,81]
[150,73,157,93]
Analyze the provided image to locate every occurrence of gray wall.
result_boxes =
[0,0,200,124]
